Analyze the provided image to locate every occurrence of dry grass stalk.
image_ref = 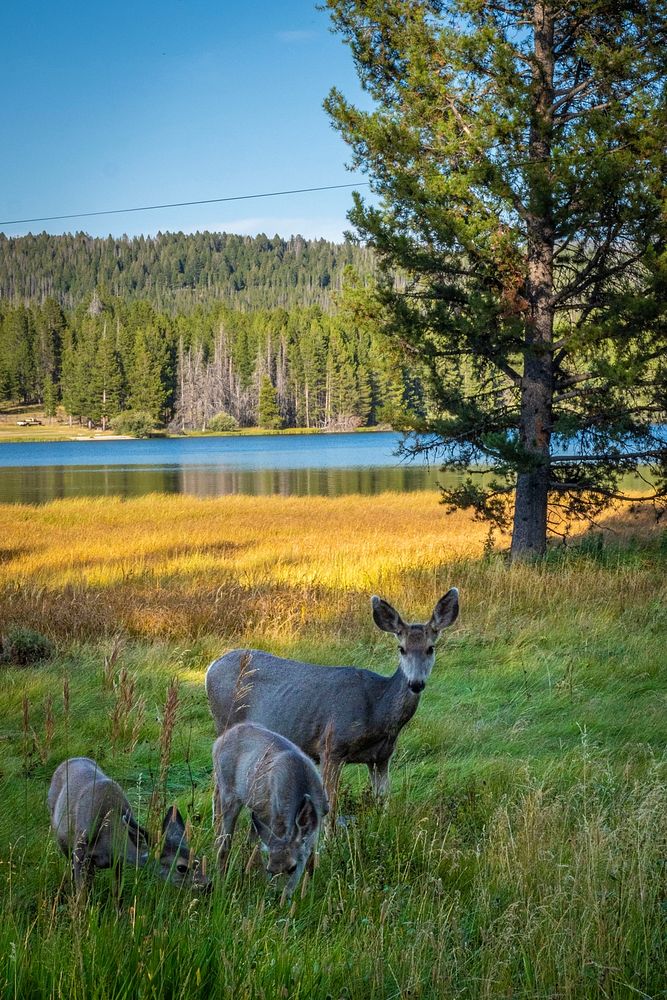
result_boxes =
[103,634,125,690]
[110,667,146,754]
[62,674,70,722]
[148,678,180,829]
[159,678,179,780]
[21,695,29,741]
[21,694,31,773]
[224,651,256,731]
[320,721,342,831]
[31,694,55,764]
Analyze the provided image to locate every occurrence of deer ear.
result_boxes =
[122,810,150,846]
[429,588,459,632]
[295,794,318,836]
[371,596,405,634]
[162,805,186,845]
[251,813,273,844]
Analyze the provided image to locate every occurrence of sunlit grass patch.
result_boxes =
[1,492,663,643]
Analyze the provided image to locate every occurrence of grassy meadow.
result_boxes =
[0,491,665,999]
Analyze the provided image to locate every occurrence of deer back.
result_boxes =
[206,651,394,760]
[48,757,148,868]
[213,722,327,822]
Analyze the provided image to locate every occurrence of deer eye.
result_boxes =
[399,646,406,655]
[176,862,189,875]
[427,646,434,655]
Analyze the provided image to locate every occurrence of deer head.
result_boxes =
[371,589,459,693]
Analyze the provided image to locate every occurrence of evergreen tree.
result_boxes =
[258,375,284,429]
[95,324,123,429]
[60,330,86,424]
[71,321,100,424]
[295,314,327,427]
[325,325,372,428]
[34,298,65,397]
[325,0,667,557]
[127,329,168,421]
[43,374,57,419]
[0,306,34,402]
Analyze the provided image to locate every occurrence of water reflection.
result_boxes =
[0,463,441,504]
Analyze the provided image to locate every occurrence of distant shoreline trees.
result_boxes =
[0,290,423,432]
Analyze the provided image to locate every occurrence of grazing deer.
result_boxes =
[212,722,328,897]
[48,757,210,893]
[205,590,459,821]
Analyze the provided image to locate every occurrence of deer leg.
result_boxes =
[72,834,94,895]
[214,796,241,877]
[368,760,390,800]
[321,756,343,837]
[244,823,263,874]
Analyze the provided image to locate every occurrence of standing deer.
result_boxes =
[205,590,459,821]
[48,757,210,894]
[212,722,328,897]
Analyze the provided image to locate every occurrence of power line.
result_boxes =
[0,181,369,228]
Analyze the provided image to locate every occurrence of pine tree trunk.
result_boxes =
[511,1,555,561]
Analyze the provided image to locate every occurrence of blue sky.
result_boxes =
[1,1,370,241]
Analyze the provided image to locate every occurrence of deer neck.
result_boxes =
[373,667,421,733]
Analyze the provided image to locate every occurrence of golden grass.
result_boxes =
[0,491,662,644]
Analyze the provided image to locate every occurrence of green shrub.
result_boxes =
[207,411,239,432]
[1,626,54,666]
[111,410,156,438]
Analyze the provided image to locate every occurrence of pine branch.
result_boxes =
[551,450,666,464]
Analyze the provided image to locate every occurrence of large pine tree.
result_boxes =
[325,0,667,557]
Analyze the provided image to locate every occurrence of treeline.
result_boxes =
[0,292,422,431]
[0,232,374,312]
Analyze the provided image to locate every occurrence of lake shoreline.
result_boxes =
[0,424,395,444]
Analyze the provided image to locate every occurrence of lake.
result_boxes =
[0,432,441,503]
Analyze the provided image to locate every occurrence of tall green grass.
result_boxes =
[1,748,664,998]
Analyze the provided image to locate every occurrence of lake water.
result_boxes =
[0,432,441,503]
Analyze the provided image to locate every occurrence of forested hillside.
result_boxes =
[0,292,422,431]
[0,232,374,312]
[0,232,422,431]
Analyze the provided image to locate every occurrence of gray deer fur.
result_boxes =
[48,757,210,892]
[206,590,459,815]
[212,722,328,896]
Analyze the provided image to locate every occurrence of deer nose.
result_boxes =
[409,680,425,693]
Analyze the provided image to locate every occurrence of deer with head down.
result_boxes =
[205,590,459,823]
[212,722,327,897]
[48,757,210,894]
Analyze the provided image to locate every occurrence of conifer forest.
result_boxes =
[0,232,421,431]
